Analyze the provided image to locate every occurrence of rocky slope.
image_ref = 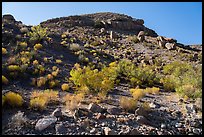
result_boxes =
[2,12,202,135]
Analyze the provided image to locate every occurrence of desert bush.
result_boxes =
[34,43,43,50]
[63,93,84,111]
[2,47,7,55]
[117,59,160,87]
[119,96,137,112]
[28,25,47,44]
[130,88,146,100]
[69,63,116,95]
[2,75,9,84]
[2,95,6,106]
[30,97,47,110]
[4,92,23,107]
[49,80,59,88]
[30,90,59,110]
[56,59,62,64]
[160,75,179,92]
[32,60,39,66]
[162,61,202,98]
[18,42,28,48]
[8,65,21,72]
[144,87,160,95]
[176,84,201,99]
[36,77,47,87]
[142,102,151,111]
[61,83,69,91]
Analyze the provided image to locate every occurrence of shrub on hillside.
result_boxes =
[27,25,47,44]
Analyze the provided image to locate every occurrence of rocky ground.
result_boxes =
[2,84,202,135]
[2,12,202,135]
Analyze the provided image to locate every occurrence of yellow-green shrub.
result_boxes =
[61,83,69,91]
[130,88,146,100]
[56,59,62,64]
[30,90,59,110]
[28,25,47,43]
[144,87,160,94]
[2,48,7,55]
[18,42,28,48]
[4,92,23,107]
[2,95,6,106]
[69,63,116,95]
[8,65,21,72]
[36,77,47,87]
[34,43,43,50]
[2,75,9,84]
[119,96,137,112]
[63,93,84,111]
[30,97,47,110]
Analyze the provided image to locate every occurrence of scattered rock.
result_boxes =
[95,113,106,120]
[35,116,57,131]
[88,103,104,113]
[186,104,197,113]
[110,31,118,39]
[51,108,63,118]
[194,98,202,111]
[165,43,176,50]
[128,128,140,135]
[161,123,166,129]
[149,102,160,109]
[104,127,117,135]
[90,128,97,134]
[55,123,67,135]
[107,107,122,115]
[136,115,150,125]
[135,106,148,117]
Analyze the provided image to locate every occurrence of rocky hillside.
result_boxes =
[2,12,202,135]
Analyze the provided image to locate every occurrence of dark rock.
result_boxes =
[55,123,68,135]
[95,113,106,120]
[136,115,150,125]
[88,103,104,113]
[107,107,122,115]
[104,127,117,135]
[135,106,149,117]
[51,108,63,118]
[3,14,15,22]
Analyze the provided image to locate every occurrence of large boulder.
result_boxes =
[35,116,57,131]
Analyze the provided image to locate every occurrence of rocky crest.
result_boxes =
[40,12,157,37]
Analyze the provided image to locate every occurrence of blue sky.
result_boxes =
[2,2,202,45]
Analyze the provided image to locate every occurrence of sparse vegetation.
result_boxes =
[28,25,47,44]
[4,92,23,107]
[30,90,59,110]
[119,96,137,112]
[2,75,9,84]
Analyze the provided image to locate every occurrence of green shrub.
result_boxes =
[28,25,47,44]
[116,59,160,87]
[69,63,117,95]
[162,61,202,98]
